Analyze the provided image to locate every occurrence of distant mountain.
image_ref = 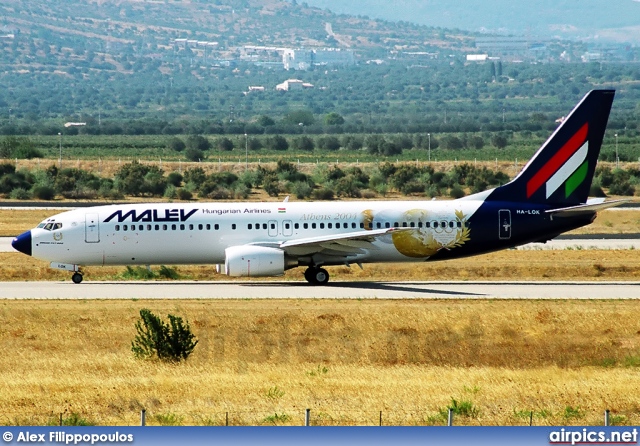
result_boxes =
[301,0,640,44]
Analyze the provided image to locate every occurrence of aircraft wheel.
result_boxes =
[71,272,83,284]
[311,267,330,286]
[304,267,315,283]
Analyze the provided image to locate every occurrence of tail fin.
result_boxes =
[487,89,615,206]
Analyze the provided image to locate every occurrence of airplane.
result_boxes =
[11,89,625,285]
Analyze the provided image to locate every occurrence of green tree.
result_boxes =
[324,112,345,126]
[167,137,186,152]
[186,135,211,151]
[216,137,234,151]
[292,136,315,152]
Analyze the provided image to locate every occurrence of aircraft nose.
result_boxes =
[12,230,32,256]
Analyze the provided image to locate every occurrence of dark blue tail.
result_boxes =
[487,90,615,206]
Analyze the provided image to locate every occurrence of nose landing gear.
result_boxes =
[304,267,329,286]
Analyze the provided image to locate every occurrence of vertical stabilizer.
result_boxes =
[487,90,615,205]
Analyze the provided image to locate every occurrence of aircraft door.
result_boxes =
[268,220,278,237]
[85,213,100,243]
[499,209,511,240]
[282,220,293,237]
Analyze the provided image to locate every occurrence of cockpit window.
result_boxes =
[41,222,62,231]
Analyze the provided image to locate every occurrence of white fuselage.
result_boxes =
[31,199,484,267]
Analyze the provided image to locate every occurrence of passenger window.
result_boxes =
[285,223,290,229]
[162,225,167,230]
[155,224,160,230]
[248,224,253,230]
[335,223,340,229]
[206,224,211,230]
[377,222,381,229]
[262,223,267,230]
[353,223,357,229]
[320,223,325,229]
[418,222,423,228]
[312,223,317,229]
[115,225,120,231]
[294,223,299,229]
[270,223,275,230]
[441,221,446,228]
[189,224,194,230]
[449,222,455,228]
[393,222,399,228]
[231,224,236,230]
[123,225,128,231]
[402,222,407,227]
[457,222,462,228]
[171,224,177,230]
[215,224,220,230]
[410,222,415,227]
[328,223,332,229]
[385,222,390,228]
[304,223,308,229]
[180,224,185,230]
[255,223,260,229]
[433,222,439,228]
[360,222,364,229]
[198,224,203,230]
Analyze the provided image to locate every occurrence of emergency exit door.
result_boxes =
[499,209,511,240]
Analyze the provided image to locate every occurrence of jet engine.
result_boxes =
[224,245,286,277]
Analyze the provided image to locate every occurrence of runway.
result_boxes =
[1,280,639,299]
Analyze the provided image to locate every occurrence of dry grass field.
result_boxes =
[1,299,640,426]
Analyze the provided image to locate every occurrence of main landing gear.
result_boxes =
[304,267,329,286]
[71,272,83,284]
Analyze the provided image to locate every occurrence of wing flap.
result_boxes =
[279,227,409,257]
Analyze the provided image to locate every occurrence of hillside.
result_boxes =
[301,0,640,44]
[0,0,474,62]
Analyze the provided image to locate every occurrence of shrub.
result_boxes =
[176,188,193,200]
[312,187,335,200]
[167,172,183,187]
[450,185,465,198]
[9,188,31,199]
[131,309,198,362]
[32,185,55,200]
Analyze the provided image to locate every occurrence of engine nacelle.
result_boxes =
[224,245,285,277]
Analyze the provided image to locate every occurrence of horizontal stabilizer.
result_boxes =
[545,199,629,217]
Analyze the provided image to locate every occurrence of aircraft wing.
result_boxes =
[277,227,411,257]
[546,199,629,217]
